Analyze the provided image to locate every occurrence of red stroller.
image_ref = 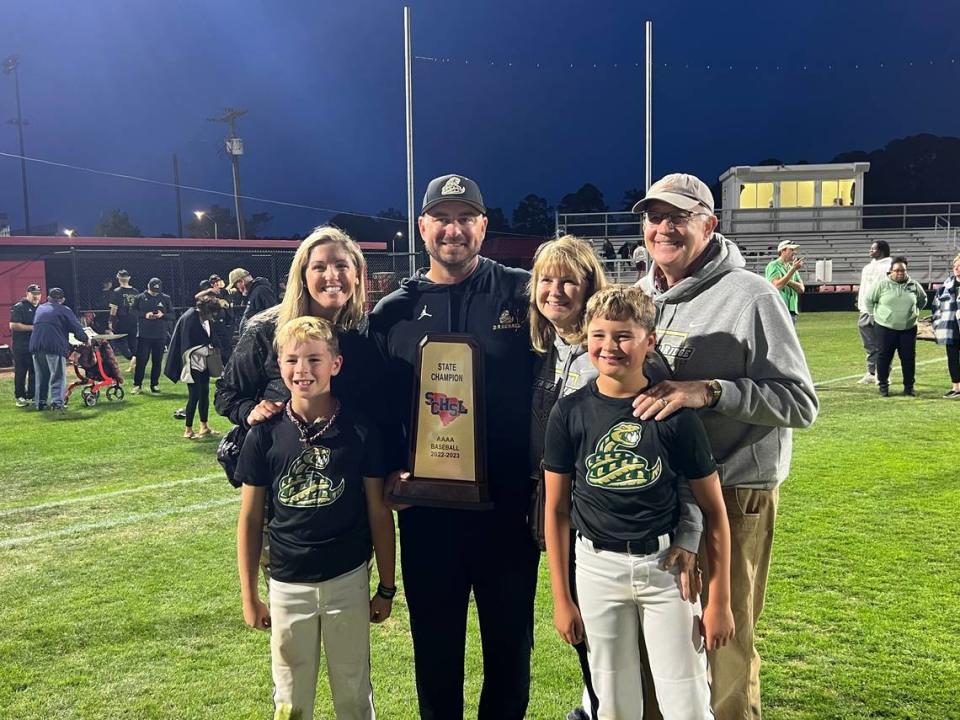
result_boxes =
[65,337,125,406]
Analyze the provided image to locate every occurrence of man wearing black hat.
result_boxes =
[109,269,139,368]
[9,284,42,407]
[29,288,89,411]
[131,278,173,394]
[197,274,235,362]
[371,174,538,719]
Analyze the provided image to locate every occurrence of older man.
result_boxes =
[371,174,538,719]
[765,240,805,324]
[30,288,90,411]
[227,267,277,334]
[631,173,818,720]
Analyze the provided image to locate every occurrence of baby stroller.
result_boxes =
[65,336,125,406]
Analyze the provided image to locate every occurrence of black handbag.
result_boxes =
[217,424,248,489]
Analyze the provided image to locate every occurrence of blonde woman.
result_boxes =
[215,225,378,428]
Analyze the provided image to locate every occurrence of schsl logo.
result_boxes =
[424,391,468,427]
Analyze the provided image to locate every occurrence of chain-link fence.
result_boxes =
[30,247,423,325]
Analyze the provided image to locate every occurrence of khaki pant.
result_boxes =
[702,486,779,720]
[269,563,375,720]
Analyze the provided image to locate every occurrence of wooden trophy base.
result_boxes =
[390,476,493,511]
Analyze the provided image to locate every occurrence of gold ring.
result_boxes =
[659,398,668,409]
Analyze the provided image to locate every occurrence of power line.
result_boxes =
[0,150,553,239]
[0,150,402,223]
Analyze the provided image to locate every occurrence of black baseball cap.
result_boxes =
[148,277,162,290]
[421,174,486,216]
[26,284,41,295]
[116,269,130,278]
[208,274,223,284]
[48,287,65,300]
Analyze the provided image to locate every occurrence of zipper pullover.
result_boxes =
[370,257,535,513]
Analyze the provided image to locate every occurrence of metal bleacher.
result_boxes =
[558,205,960,287]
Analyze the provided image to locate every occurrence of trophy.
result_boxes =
[389,333,491,509]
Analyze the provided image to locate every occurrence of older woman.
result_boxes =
[215,225,380,427]
[866,256,928,397]
[932,253,960,398]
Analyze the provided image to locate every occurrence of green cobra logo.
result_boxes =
[585,421,662,489]
[277,446,345,508]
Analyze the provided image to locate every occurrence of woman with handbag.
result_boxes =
[164,296,225,438]
[932,253,960,398]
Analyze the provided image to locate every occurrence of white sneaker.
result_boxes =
[15,397,29,408]
[857,373,877,385]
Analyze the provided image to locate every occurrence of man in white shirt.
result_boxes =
[856,240,892,384]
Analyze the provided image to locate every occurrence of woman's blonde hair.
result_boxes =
[528,235,608,354]
[273,226,367,332]
[273,316,341,356]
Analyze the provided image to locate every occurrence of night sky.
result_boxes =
[2,0,957,237]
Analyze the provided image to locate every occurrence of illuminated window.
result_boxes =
[821,179,855,206]
[780,181,815,208]
[739,182,775,209]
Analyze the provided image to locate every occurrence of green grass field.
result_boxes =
[1,312,958,719]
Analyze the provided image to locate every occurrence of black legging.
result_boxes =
[876,325,917,390]
[185,369,210,426]
[946,343,960,383]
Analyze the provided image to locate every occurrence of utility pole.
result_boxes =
[208,107,247,239]
[3,55,31,235]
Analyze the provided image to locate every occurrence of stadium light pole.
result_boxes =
[194,210,218,240]
[3,55,31,235]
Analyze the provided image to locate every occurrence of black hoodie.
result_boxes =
[369,257,535,513]
[240,277,278,332]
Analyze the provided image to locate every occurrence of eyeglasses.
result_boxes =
[642,211,706,229]
[424,214,480,228]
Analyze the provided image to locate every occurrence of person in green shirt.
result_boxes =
[865,256,928,397]
[765,241,805,323]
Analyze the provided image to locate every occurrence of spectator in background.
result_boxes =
[866,256,927,397]
[617,240,633,261]
[132,278,173,395]
[197,274,235,363]
[765,240,805,325]
[856,240,892,385]
[227,267,278,334]
[109,269,139,370]
[30,287,90,411]
[601,238,616,272]
[932,253,960,398]
[95,279,114,332]
[165,296,224,438]
[632,241,648,276]
[9,283,42,407]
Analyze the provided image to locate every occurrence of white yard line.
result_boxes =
[0,496,238,549]
[0,473,223,518]
[815,357,946,387]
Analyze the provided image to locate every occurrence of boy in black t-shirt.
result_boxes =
[543,287,733,720]
[236,316,396,720]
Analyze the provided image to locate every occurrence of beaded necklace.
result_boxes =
[285,400,340,447]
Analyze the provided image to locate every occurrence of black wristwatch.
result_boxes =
[706,379,722,408]
[376,582,397,600]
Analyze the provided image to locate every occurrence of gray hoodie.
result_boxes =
[639,234,819,490]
